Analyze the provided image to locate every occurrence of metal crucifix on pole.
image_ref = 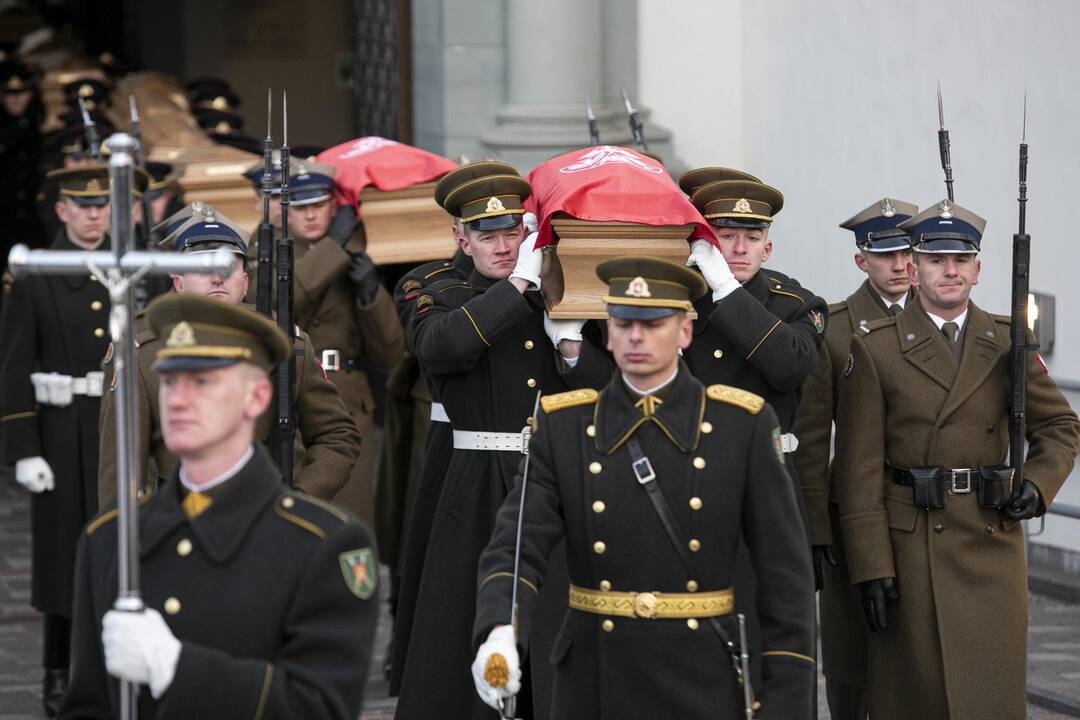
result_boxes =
[5,133,235,720]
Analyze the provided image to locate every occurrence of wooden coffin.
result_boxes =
[358,182,455,266]
[543,217,696,320]
[167,145,261,232]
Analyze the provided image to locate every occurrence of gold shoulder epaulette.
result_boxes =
[274,492,353,540]
[706,384,764,414]
[540,388,599,413]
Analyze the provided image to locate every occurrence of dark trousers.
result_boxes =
[826,677,867,720]
[43,613,71,669]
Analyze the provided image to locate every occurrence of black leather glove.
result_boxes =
[1001,480,1042,521]
[859,577,898,633]
[812,544,838,592]
[348,251,379,305]
[329,204,358,247]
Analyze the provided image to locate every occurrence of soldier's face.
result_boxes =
[606,313,693,387]
[159,363,272,460]
[460,224,526,280]
[711,227,772,282]
[1,90,32,117]
[172,256,250,304]
[55,198,110,247]
[856,249,912,301]
[909,253,980,312]
[290,198,336,242]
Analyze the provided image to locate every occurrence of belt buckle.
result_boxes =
[949,468,972,494]
[320,349,341,372]
[632,456,655,485]
[633,592,658,619]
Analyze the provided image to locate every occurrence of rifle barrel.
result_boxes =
[275,91,296,482]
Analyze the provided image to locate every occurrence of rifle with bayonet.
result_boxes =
[78,97,102,161]
[937,82,955,202]
[620,88,648,151]
[586,100,600,146]
[274,91,296,482]
[127,97,155,251]
[1008,94,1030,504]
[256,89,274,318]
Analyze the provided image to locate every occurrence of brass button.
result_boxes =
[282,496,295,508]
[687,618,700,630]
[524,340,534,350]
[527,378,537,388]
[94,328,105,338]
[91,300,103,311]
[593,541,606,554]
[686,580,699,592]
[602,619,614,632]
[688,539,701,552]
[599,580,611,591]
[713,349,723,359]
[89,274,98,282]
[176,539,192,557]
[693,457,706,470]
[164,597,181,615]
[589,461,602,475]
[689,497,703,510]
[933,524,945,534]
[592,500,605,513]
[586,424,596,437]
[986,524,996,534]
[700,421,713,434]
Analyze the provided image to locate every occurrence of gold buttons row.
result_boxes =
[601,617,699,632]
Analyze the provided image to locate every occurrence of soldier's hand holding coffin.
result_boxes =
[686,238,739,300]
[509,230,543,290]
[347,250,380,305]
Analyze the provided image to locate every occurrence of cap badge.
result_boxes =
[626,276,652,298]
[485,196,506,213]
[86,179,101,191]
[214,121,231,134]
[733,198,753,214]
[78,83,94,97]
[6,76,23,90]
[880,198,896,217]
[166,321,197,348]
[939,201,953,219]
[211,96,228,109]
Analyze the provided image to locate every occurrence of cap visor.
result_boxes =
[71,195,110,207]
[153,356,240,373]
[862,238,912,252]
[607,304,679,320]
[466,214,522,232]
[291,191,332,206]
[915,238,979,253]
[709,217,770,229]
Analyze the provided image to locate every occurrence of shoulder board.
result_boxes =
[437,282,473,294]
[862,317,896,334]
[135,327,157,347]
[706,384,765,414]
[768,282,812,303]
[990,313,1011,325]
[827,301,848,315]
[274,491,353,540]
[540,388,599,413]
[764,270,801,287]
[423,263,456,280]
[86,493,151,536]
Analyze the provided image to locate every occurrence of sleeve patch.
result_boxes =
[339,548,378,599]
[772,426,785,465]
[810,310,825,333]
[402,279,421,293]
[416,294,433,309]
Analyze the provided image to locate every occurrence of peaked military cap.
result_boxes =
[898,199,986,253]
[196,108,245,135]
[62,78,109,108]
[144,160,176,200]
[192,90,241,112]
[839,198,918,252]
[597,255,708,320]
[690,179,784,228]
[0,60,33,93]
[47,164,149,206]
[154,200,214,238]
[434,161,518,207]
[147,293,291,373]
[286,160,336,206]
[677,166,761,197]
[243,150,283,192]
[441,168,531,232]
[160,206,248,256]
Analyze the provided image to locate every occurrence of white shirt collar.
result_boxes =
[880,293,908,310]
[924,307,968,333]
[179,445,254,494]
[622,366,679,397]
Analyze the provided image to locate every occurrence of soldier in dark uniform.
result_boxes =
[836,201,1080,720]
[97,206,362,505]
[395,162,612,719]
[472,256,816,719]
[791,198,917,720]
[0,60,44,288]
[61,293,378,719]
[0,164,144,717]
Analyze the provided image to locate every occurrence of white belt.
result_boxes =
[430,402,450,423]
[453,429,529,453]
[30,371,105,406]
[780,432,799,454]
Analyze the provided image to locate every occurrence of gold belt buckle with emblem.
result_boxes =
[633,591,659,619]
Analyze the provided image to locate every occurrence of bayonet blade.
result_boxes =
[79,97,94,127]
[128,95,139,123]
[936,80,945,131]
[266,88,272,141]
[1022,91,1027,143]
[621,87,635,115]
[282,90,288,146]
[586,100,596,122]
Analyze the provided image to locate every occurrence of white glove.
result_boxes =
[686,239,740,301]
[509,231,543,290]
[15,456,54,493]
[102,608,182,699]
[471,624,521,711]
[523,211,539,234]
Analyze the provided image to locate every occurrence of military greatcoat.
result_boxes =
[836,299,1080,720]
[60,446,378,719]
[475,367,816,719]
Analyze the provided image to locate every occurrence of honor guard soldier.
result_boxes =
[61,294,378,719]
[279,159,405,526]
[97,206,361,504]
[791,198,917,720]
[472,256,816,719]
[0,60,45,283]
[835,202,1080,720]
[0,164,144,717]
[395,162,612,719]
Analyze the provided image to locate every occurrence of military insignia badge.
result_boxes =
[843,352,855,377]
[339,548,377,599]
[880,198,896,217]
[939,200,953,219]
[625,276,652,298]
[772,426,785,464]
[416,294,433,309]
[810,310,825,333]
[733,198,753,213]
[402,279,421,293]
[87,178,102,191]
[78,83,94,98]
[485,196,506,213]
[165,321,196,348]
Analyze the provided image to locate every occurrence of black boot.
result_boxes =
[43,668,68,718]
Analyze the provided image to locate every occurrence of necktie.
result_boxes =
[941,321,961,358]
[889,304,902,316]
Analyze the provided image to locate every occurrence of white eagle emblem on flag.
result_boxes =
[559,145,663,174]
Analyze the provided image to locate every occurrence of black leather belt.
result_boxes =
[892,467,979,495]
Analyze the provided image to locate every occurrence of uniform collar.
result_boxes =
[593,360,705,455]
[140,444,282,563]
[742,270,771,303]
